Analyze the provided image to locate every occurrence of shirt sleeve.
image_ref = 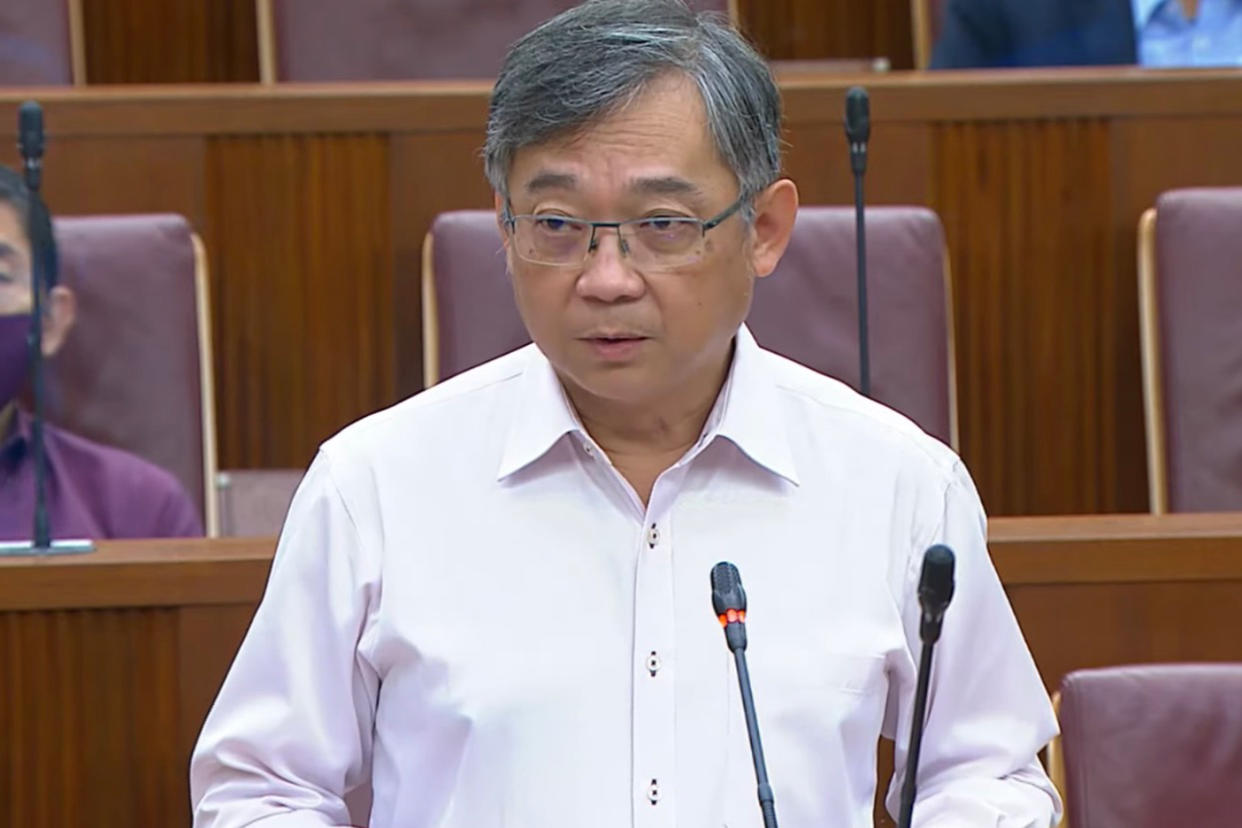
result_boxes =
[151,477,205,537]
[191,451,380,828]
[884,462,1063,827]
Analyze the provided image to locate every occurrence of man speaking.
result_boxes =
[191,2,1062,825]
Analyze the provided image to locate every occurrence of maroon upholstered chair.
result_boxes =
[0,0,79,85]
[260,0,733,82]
[48,215,219,532]
[215,468,304,537]
[1138,188,1242,513]
[1057,664,1242,828]
[422,206,957,448]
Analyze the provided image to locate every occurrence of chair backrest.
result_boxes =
[215,468,303,537]
[1058,664,1242,828]
[260,0,731,82]
[0,0,80,85]
[1138,188,1242,513]
[422,206,956,447]
[48,214,219,532]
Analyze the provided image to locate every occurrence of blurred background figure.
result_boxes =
[931,0,1242,69]
[0,165,202,541]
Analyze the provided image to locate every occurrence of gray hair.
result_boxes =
[484,0,782,217]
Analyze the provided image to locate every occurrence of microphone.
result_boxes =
[18,101,45,191]
[711,562,778,828]
[897,544,957,828]
[843,86,871,399]
[0,102,92,557]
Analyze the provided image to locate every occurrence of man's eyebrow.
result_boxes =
[524,171,579,193]
[629,176,706,199]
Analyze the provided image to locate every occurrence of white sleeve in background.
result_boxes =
[191,451,380,828]
[885,463,1064,827]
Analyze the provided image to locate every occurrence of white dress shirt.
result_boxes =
[191,326,1062,828]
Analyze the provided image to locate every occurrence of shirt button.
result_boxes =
[583,442,594,456]
[647,778,660,804]
[647,650,661,676]
[647,523,659,548]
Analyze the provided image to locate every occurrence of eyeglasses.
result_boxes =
[504,195,745,269]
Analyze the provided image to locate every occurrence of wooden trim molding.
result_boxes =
[1137,208,1168,514]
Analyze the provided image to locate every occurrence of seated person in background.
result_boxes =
[932,0,1242,69]
[0,166,202,540]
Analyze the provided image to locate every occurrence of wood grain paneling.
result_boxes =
[1,608,183,827]
[737,0,916,68]
[80,0,259,83]
[204,134,395,469]
[931,119,1119,516]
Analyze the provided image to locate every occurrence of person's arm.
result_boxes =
[885,463,1062,826]
[190,451,380,828]
[929,0,1009,69]
[151,478,205,537]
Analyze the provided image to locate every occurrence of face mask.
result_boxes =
[0,314,32,408]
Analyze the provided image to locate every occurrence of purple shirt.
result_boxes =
[0,408,203,541]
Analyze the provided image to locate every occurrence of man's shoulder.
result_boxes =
[757,348,961,477]
[323,345,532,457]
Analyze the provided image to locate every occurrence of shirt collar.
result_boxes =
[496,325,800,486]
[1133,0,1170,28]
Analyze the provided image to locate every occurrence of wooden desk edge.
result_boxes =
[4,514,1242,609]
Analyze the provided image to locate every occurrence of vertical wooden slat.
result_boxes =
[79,0,258,83]
[737,0,916,68]
[205,134,395,469]
[930,119,1115,516]
[1,608,183,827]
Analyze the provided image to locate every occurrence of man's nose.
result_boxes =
[576,227,644,302]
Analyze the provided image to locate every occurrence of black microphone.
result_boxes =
[711,562,778,828]
[843,87,871,399]
[897,544,957,828]
[18,101,45,191]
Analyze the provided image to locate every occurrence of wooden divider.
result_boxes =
[4,514,1242,826]
[2,70,1242,514]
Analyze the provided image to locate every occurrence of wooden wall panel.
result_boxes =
[0,137,205,224]
[737,0,916,68]
[81,0,259,83]
[1,608,184,828]
[931,119,1121,516]
[204,135,395,469]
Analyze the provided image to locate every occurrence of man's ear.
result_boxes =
[495,193,509,243]
[41,285,76,357]
[748,178,799,279]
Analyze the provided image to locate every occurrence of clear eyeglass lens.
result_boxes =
[512,216,704,267]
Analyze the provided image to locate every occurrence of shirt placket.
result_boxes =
[631,470,683,828]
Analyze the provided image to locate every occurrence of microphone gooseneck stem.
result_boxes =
[852,165,870,399]
[897,638,936,828]
[23,166,51,551]
[733,646,778,828]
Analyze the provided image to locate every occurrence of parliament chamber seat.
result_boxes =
[257,0,732,82]
[0,0,79,85]
[422,206,957,447]
[1138,188,1242,513]
[1056,664,1242,828]
[48,214,220,533]
[215,468,303,537]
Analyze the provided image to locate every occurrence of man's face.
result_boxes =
[500,74,793,413]
[0,202,33,316]
[0,200,74,356]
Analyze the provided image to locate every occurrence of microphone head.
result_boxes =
[18,101,44,160]
[917,544,956,615]
[710,561,747,616]
[844,86,871,144]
